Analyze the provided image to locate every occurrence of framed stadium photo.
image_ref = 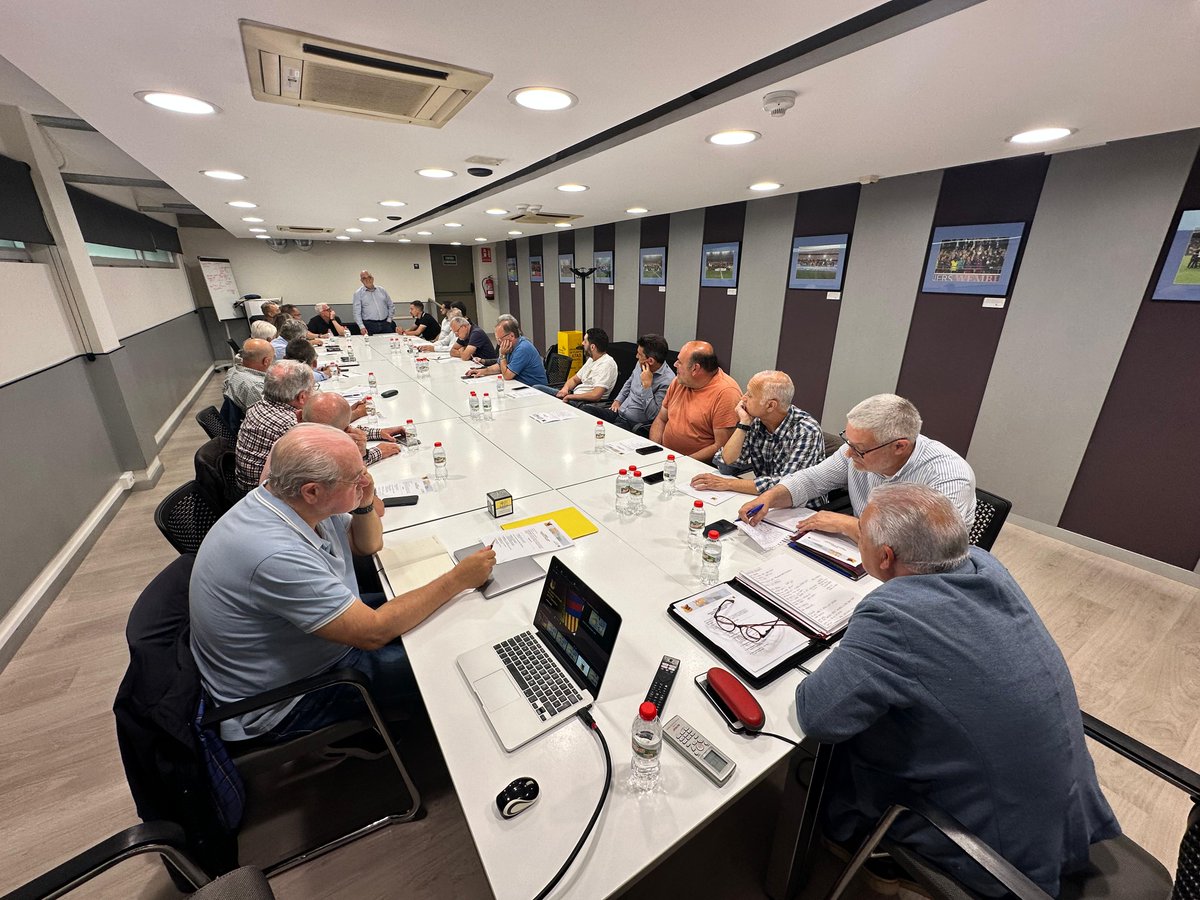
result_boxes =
[921,222,1025,296]
[700,242,740,288]
[640,246,666,285]
[788,234,849,290]
[559,254,575,283]
[1152,209,1200,302]
[529,256,543,283]
[507,257,518,282]
[593,251,614,284]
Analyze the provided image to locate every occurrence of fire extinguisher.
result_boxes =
[481,275,495,300]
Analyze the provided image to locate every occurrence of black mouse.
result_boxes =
[380,389,399,398]
[496,777,539,819]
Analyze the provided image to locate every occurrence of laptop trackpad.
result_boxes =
[475,670,521,711]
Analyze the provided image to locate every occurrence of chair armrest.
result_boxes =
[1082,711,1200,799]
[200,667,370,727]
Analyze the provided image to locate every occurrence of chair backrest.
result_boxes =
[546,352,573,386]
[196,405,236,445]
[155,481,223,554]
[608,341,639,395]
[194,438,243,515]
[227,338,240,356]
[218,395,245,438]
[969,488,1012,552]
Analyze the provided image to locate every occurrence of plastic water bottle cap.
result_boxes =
[470,391,477,396]
[407,419,414,424]
[596,420,603,425]
[369,372,375,375]
[708,530,720,539]
[619,469,627,475]
[639,701,657,721]
[693,500,703,508]
[667,455,675,460]
[434,441,442,447]
[484,393,489,397]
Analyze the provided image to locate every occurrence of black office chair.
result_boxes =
[969,488,1012,552]
[194,438,244,516]
[824,712,1198,900]
[0,822,274,900]
[195,406,236,446]
[546,351,573,388]
[227,338,240,356]
[154,481,223,554]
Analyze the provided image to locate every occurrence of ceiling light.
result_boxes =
[248,227,266,233]
[626,207,648,214]
[241,216,263,223]
[445,222,462,228]
[417,230,433,236]
[508,87,578,111]
[508,230,523,235]
[398,238,412,243]
[346,227,362,233]
[417,168,456,178]
[363,239,375,243]
[554,222,572,228]
[202,169,245,181]
[749,181,782,191]
[450,241,462,246]
[136,91,217,115]
[1008,126,1075,145]
[378,200,406,207]
[227,200,257,208]
[335,235,350,241]
[358,217,379,223]
[474,237,488,242]
[486,208,508,216]
[556,183,588,192]
[254,234,270,240]
[708,130,760,146]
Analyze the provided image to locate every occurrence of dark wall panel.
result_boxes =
[637,215,670,336]
[593,224,615,336]
[775,184,861,420]
[121,311,214,439]
[895,155,1050,452]
[1059,147,1200,569]
[696,202,746,371]
[558,230,576,331]
[528,235,546,354]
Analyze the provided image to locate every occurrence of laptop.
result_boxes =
[457,557,622,752]
[453,543,544,599]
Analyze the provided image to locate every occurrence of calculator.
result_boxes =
[662,715,736,786]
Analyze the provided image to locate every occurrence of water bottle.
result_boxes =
[630,701,662,792]
[496,374,505,395]
[346,339,356,362]
[469,391,481,420]
[416,356,430,377]
[368,371,378,390]
[594,420,606,454]
[700,530,723,585]
[365,395,377,426]
[482,392,493,420]
[663,454,677,498]
[405,419,418,448]
[628,468,645,516]
[328,361,339,380]
[616,469,630,516]
[389,337,398,359]
[688,500,705,548]
[433,441,447,482]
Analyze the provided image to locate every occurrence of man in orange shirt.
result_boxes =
[649,340,741,461]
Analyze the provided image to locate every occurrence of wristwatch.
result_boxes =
[736,423,752,432]
[350,504,375,515]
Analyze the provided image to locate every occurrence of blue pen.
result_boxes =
[746,503,764,519]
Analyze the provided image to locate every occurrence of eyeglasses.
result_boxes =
[711,598,798,643]
[333,468,370,486]
[839,430,904,459]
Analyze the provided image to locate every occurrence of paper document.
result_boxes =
[793,530,863,568]
[529,409,575,424]
[605,438,659,455]
[736,519,792,551]
[501,507,598,539]
[763,507,818,532]
[676,481,742,507]
[377,537,455,596]
[337,387,369,403]
[376,476,434,497]
[481,520,574,564]
[671,584,811,678]
[737,553,864,638]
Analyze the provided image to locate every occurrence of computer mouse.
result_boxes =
[380,389,399,398]
[496,776,539,819]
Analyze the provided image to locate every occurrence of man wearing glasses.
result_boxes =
[737,393,974,544]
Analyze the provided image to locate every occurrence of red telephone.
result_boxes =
[481,275,496,299]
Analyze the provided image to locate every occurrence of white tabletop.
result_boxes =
[323,380,460,427]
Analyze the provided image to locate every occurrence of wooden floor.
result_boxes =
[1,375,1197,899]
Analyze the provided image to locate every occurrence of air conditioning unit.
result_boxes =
[240,20,492,127]
[275,225,336,235]
[506,212,581,225]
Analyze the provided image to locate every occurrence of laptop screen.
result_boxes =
[533,557,621,696]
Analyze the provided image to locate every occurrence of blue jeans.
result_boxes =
[533,383,560,397]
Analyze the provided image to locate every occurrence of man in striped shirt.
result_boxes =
[235,361,314,492]
[738,393,975,544]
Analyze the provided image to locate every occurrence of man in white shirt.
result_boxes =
[539,328,618,403]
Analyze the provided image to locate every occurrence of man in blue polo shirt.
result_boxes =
[464,316,547,386]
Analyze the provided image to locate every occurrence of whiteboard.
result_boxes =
[198,256,241,321]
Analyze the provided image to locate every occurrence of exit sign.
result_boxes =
[480,246,493,263]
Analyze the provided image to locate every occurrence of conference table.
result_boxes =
[342,334,874,900]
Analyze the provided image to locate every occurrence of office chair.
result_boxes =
[193,438,244,516]
[969,489,1012,552]
[195,405,236,446]
[0,822,274,900]
[154,481,223,554]
[227,338,240,356]
[545,351,573,388]
[824,712,1198,900]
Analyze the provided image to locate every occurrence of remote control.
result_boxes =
[663,715,736,786]
[644,655,680,716]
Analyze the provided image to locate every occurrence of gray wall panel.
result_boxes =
[823,171,942,425]
[969,130,1200,523]
[613,220,640,342]
[663,209,704,351]
[729,193,796,387]
[121,311,214,442]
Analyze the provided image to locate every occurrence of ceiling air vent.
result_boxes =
[240,20,492,127]
[276,225,336,235]
[506,212,581,225]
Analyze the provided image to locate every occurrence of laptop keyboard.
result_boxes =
[494,632,583,721]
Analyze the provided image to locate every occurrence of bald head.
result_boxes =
[241,338,274,370]
[303,392,352,431]
[675,340,720,387]
[749,370,794,407]
[266,423,360,502]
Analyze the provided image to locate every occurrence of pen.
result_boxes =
[746,504,764,518]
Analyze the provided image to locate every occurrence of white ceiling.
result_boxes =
[2,0,1199,246]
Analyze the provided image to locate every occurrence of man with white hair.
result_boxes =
[689,370,823,495]
[222,338,273,412]
[796,484,1118,897]
[352,270,395,335]
[249,320,277,342]
[191,424,496,741]
[307,303,348,337]
[738,393,975,542]
[234,360,314,491]
[445,315,495,360]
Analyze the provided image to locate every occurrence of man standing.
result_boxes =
[584,334,674,433]
[352,270,395,335]
[464,317,548,387]
[307,303,348,338]
[796,484,1118,897]
[191,424,496,741]
[402,300,441,341]
[649,341,741,461]
[541,328,618,403]
[234,360,314,491]
[738,393,975,544]
[222,338,273,413]
[689,371,824,496]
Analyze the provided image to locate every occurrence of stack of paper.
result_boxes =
[529,409,575,424]
[736,553,863,639]
[378,537,455,596]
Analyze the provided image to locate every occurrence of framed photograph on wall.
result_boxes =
[507,257,518,282]
[920,222,1025,295]
[640,247,666,285]
[788,234,850,290]
[559,253,575,283]
[700,241,740,288]
[593,250,614,284]
[1152,209,1200,301]
[529,256,543,283]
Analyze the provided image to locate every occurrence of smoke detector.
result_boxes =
[763,90,797,117]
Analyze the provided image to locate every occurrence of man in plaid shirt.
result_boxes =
[690,370,824,496]
[235,361,315,492]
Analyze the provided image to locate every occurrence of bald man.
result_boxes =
[303,392,405,465]
[222,338,274,412]
[649,340,742,461]
[352,270,395,335]
[190,424,496,741]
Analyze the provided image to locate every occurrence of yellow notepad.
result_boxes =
[377,537,454,595]
[500,507,597,540]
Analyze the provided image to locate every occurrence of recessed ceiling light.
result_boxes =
[444,222,462,228]
[136,91,217,115]
[398,238,412,243]
[346,227,362,233]
[554,222,572,228]
[556,183,588,192]
[417,168,456,178]
[227,200,257,208]
[749,181,782,191]
[708,130,760,146]
[335,235,350,241]
[626,207,648,214]
[363,239,375,243]
[254,234,270,240]
[416,230,433,236]
[241,216,263,223]
[358,217,379,223]
[486,208,509,216]
[1008,126,1075,145]
[508,87,578,111]
[378,200,406,207]
[248,227,266,233]
[508,230,523,235]
[474,237,488,242]
[202,169,245,181]
[450,241,462,246]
